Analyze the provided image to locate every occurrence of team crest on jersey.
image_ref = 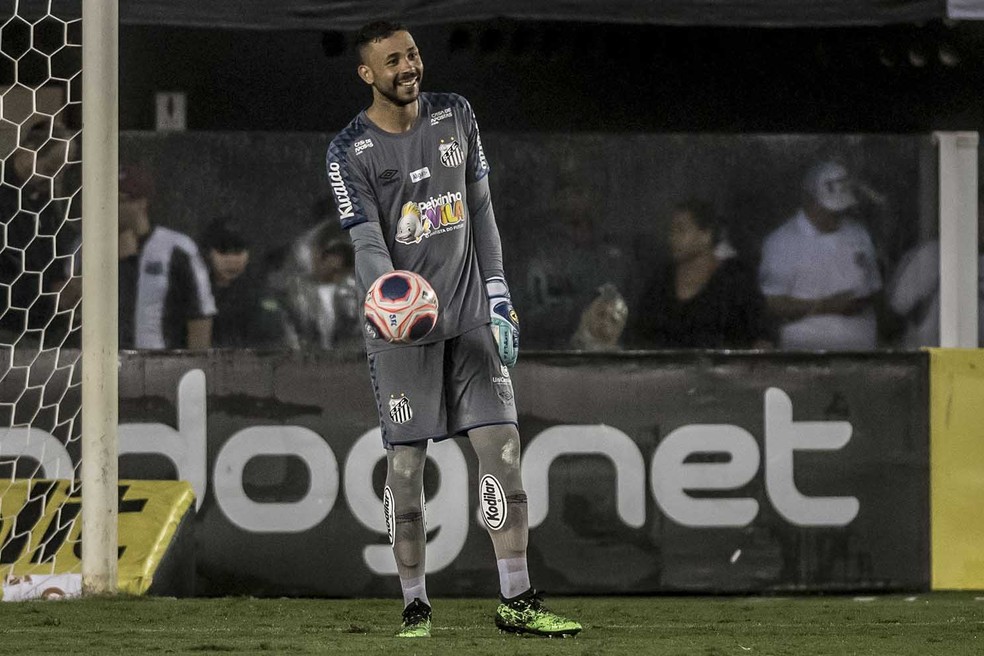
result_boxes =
[389,394,413,425]
[439,139,464,168]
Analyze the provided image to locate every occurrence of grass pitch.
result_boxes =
[1,593,981,655]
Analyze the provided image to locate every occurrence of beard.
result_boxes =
[375,70,421,106]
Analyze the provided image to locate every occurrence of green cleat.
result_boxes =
[495,589,582,638]
[396,598,432,638]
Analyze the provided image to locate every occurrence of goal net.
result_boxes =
[0,0,86,601]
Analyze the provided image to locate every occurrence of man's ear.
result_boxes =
[358,64,373,85]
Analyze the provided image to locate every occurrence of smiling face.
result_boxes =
[358,30,423,107]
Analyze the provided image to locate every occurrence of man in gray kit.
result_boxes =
[327,21,582,638]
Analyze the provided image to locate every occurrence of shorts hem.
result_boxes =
[381,420,518,449]
[449,419,519,437]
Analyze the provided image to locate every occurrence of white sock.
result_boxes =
[401,576,429,608]
[497,557,531,599]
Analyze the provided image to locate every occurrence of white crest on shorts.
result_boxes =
[479,474,507,531]
[389,394,413,425]
[383,486,395,544]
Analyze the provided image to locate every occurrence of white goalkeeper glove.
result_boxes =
[486,276,519,368]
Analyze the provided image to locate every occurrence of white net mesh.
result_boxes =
[0,0,84,594]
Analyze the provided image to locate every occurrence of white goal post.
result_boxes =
[80,0,119,595]
[935,131,980,348]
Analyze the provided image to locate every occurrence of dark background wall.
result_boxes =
[119,19,984,133]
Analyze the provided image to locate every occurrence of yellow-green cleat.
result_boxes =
[495,589,582,638]
[396,598,432,638]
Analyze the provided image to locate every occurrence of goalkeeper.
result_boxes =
[326,21,581,639]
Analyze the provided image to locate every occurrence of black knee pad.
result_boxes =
[393,510,425,569]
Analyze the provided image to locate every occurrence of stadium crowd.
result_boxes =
[6,148,978,355]
[102,157,984,353]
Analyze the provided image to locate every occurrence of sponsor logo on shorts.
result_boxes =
[389,394,413,425]
[383,486,395,544]
[410,166,431,183]
[354,138,374,155]
[430,107,453,125]
[493,365,514,404]
[439,139,464,168]
[480,474,507,531]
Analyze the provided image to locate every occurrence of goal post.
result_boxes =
[80,0,120,595]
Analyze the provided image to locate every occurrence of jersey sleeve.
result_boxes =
[462,97,491,184]
[468,176,504,283]
[170,243,217,319]
[327,131,379,230]
[349,221,394,292]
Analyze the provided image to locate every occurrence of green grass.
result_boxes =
[0,593,981,655]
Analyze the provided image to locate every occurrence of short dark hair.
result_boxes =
[673,198,721,241]
[202,215,249,253]
[354,21,408,61]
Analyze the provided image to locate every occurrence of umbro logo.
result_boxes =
[379,169,399,181]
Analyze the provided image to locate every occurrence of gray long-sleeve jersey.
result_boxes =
[326,92,505,353]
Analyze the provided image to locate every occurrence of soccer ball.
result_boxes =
[364,270,439,343]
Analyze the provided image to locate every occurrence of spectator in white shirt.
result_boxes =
[759,160,882,350]
[887,191,984,348]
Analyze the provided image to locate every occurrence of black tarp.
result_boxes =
[15,0,956,30]
[114,1,947,30]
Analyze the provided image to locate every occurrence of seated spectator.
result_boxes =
[278,226,362,351]
[887,191,984,347]
[632,199,768,349]
[200,216,291,348]
[759,160,882,350]
[1,121,76,349]
[570,283,629,351]
[523,189,628,349]
[63,163,215,349]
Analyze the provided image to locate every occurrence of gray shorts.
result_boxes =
[367,324,518,448]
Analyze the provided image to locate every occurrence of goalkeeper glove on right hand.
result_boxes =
[486,276,519,368]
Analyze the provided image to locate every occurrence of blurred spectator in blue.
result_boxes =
[200,216,291,349]
[759,160,882,350]
[887,190,984,347]
[632,199,768,349]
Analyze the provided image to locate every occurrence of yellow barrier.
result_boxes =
[930,349,984,590]
[0,480,195,600]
